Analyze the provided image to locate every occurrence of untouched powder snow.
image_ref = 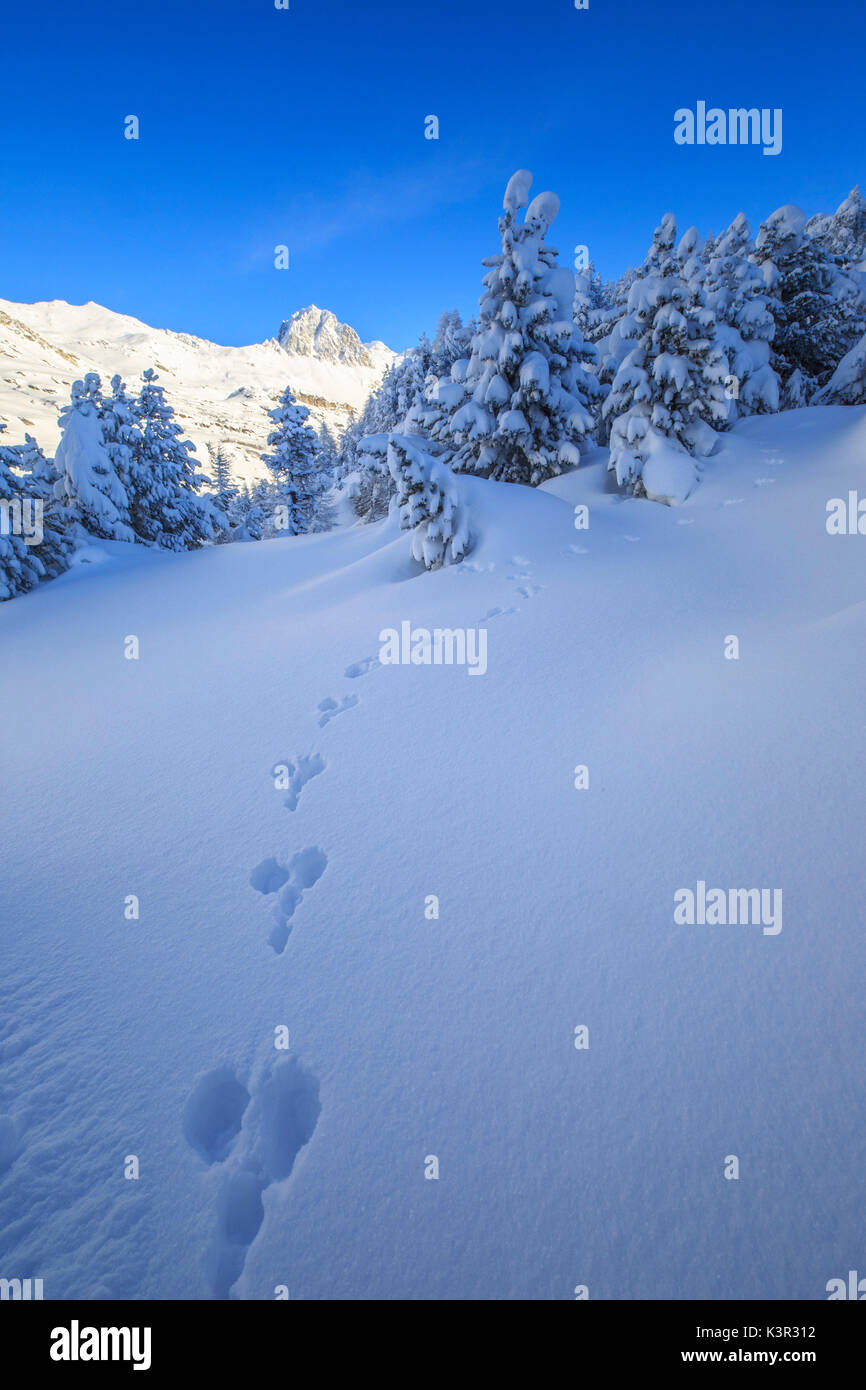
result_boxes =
[1,406,865,1299]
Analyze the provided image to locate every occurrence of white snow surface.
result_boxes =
[639,429,699,505]
[1,406,865,1299]
[0,299,398,485]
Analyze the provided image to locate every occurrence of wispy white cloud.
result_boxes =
[241,157,488,269]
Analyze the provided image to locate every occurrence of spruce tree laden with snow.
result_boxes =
[434,170,595,485]
[206,444,238,543]
[814,329,866,404]
[334,409,360,482]
[574,261,615,345]
[676,225,737,431]
[317,423,338,480]
[395,336,434,424]
[128,369,214,549]
[100,375,138,497]
[0,424,50,599]
[207,442,235,496]
[387,435,470,570]
[251,477,287,537]
[15,431,72,579]
[343,350,425,521]
[350,437,396,521]
[604,215,727,495]
[54,374,134,541]
[309,424,339,533]
[341,322,478,523]
[226,483,265,542]
[337,396,389,522]
[702,213,779,416]
[752,204,865,403]
[392,323,471,456]
[807,187,866,279]
[261,386,321,534]
[431,309,472,377]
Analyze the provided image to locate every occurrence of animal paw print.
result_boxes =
[249,848,328,954]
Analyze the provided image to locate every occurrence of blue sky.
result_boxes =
[1,0,863,352]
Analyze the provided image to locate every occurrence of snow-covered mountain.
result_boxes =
[277,305,393,371]
[0,299,398,485]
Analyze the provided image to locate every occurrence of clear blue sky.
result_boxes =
[1,0,862,352]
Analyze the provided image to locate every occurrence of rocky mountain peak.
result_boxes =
[277,305,375,368]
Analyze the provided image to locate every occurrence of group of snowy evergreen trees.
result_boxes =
[0,370,335,599]
[341,176,866,524]
[0,424,71,600]
[1,369,217,599]
[5,176,866,597]
[50,369,216,549]
[206,404,337,544]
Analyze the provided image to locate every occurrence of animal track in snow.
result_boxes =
[458,559,496,575]
[675,518,695,526]
[187,1055,321,1299]
[214,1171,264,1295]
[754,477,776,487]
[621,534,641,543]
[515,582,542,598]
[184,1066,250,1165]
[565,543,589,554]
[275,753,325,811]
[345,655,379,679]
[317,695,358,728]
[509,555,531,568]
[481,605,517,621]
[723,498,745,506]
[249,858,289,895]
[250,847,328,954]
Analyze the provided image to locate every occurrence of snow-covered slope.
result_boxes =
[1,406,865,1299]
[0,300,398,484]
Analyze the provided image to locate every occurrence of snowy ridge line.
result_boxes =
[0,298,398,488]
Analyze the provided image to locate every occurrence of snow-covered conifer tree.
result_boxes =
[228,484,265,542]
[128,369,214,549]
[604,215,727,495]
[207,443,235,496]
[54,374,134,541]
[573,261,614,344]
[337,398,386,522]
[0,424,50,599]
[676,225,737,431]
[753,204,865,401]
[15,432,72,579]
[205,443,238,543]
[100,375,138,493]
[807,187,866,277]
[387,435,470,570]
[434,170,595,485]
[317,423,338,479]
[252,477,287,537]
[309,424,339,533]
[335,409,360,482]
[814,329,866,404]
[367,361,404,436]
[261,385,321,535]
[702,213,779,416]
[431,310,471,377]
[395,336,433,425]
